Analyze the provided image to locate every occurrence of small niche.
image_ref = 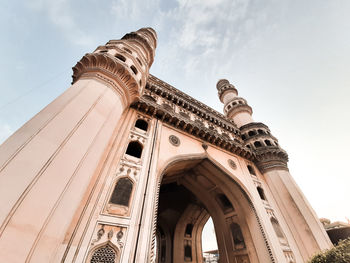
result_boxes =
[125,141,143,158]
[135,119,148,131]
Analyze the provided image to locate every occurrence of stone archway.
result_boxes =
[154,158,272,263]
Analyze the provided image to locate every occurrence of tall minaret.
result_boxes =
[216,79,253,128]
[217,79,332,261]
[0,28,156,262]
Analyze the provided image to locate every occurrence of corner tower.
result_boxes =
[217,79,332,261]
[0,28,157,262]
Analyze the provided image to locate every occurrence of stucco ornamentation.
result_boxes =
[169,135,180,146]
[228,159,237,169]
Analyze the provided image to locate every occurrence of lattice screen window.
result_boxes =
[90,244,116,263]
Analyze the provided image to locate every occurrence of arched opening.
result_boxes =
[109,177,133,206]
[130,65,138,75]
[125,141,143,158]
[216,193,234,213]
[135,119,148,131]
[248,130,256,137]
[115,54,126,62]
[155,158,271,263]
[257,186,267,201]
[230,222,245,250]
[184,241,192,261]
[258,129,265,135]
[247,165,256,176]
[270,217,288,244]
[202,217,219,263]
[90,243,117,263]
[264,140,272,146]
[185,224,193,237]
[254,141,262,148]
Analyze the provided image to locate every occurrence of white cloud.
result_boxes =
[26,0,94,46]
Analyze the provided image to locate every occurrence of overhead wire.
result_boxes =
[0,68,71,113]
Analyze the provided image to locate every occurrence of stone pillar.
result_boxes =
[0,28,156,262]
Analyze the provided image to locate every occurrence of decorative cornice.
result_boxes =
[131,97,254,160]
[72,53,140,104]
[255,147,289,173]
[240,122,269,132]
[225,100,253,119]
[147,75,240,135]
[132,75,289,172]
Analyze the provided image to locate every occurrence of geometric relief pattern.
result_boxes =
[90,244,116,263]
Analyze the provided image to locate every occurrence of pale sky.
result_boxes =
[1,0,350,252]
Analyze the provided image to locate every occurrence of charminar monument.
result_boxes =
[0,28,332,262]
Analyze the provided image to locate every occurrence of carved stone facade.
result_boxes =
[0,28,331,262]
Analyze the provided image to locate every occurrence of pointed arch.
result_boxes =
[155,154,275,263]
[87,241,119,263]
[109,177,133,207]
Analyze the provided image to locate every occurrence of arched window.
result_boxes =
[130,65,138,74]
[257,186,266,201]
[184,244,192,261]
[115,54,126,62]
[135,119,148,131]
[247,165,256,175]
[241,134,246,140]
[216,194,234,212]
[230,223,245,249]
[110,177,133,206]
[90,244,117,263]
[271,218,284,238]
[271,217,288,244]
[125,141,143,158]
[265,140,272,146]
[258,129,265,134]
[254,141,262,148]
[185,224,193,237]
[248,130,256,137]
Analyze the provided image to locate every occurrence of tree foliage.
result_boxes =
[308,238,350,263]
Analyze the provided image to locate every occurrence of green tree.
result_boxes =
[308,238,350,263]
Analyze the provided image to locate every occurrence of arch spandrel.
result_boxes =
[156,126,254,199]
